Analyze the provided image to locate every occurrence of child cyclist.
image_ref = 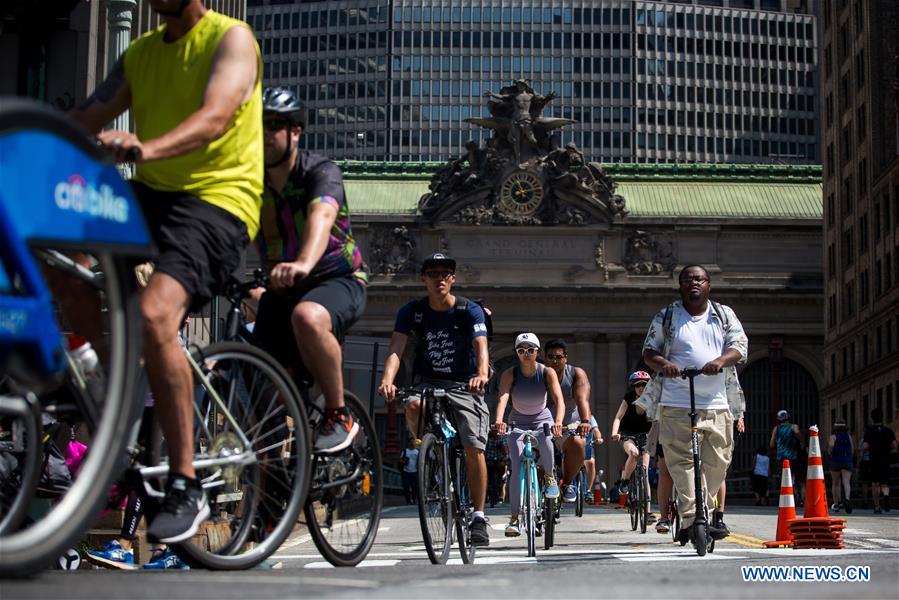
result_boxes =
[493,333,564,537]
[610,371,654,502]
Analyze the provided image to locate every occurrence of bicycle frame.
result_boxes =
[518,432,543,516]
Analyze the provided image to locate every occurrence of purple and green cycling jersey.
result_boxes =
[256,150,367,286]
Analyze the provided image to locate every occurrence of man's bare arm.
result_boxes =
[68,57,131,135]
[139,25,258,161]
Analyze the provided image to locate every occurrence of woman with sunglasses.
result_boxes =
[610,371,654,499]
[493,333,565,537]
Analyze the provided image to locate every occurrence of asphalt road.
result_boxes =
[3,503,898,599]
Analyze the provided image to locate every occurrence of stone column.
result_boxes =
[600,334,628,488]
[106,0,135,132]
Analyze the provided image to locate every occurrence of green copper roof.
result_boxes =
[340,162,823,220]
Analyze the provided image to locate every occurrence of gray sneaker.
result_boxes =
[562,484,578,504]
[544,474,560,499]
[314,410,359,454]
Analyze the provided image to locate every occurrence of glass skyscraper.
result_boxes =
[248,0,818,164]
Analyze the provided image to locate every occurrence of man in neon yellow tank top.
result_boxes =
[69,0,262,544]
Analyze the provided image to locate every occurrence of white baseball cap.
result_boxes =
[515,333,540,348]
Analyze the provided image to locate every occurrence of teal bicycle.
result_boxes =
[508,424,555,556]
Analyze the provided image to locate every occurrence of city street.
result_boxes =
[4,503,898,599]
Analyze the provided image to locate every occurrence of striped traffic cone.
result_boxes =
[804,425,829,519]
[763,459,796,548]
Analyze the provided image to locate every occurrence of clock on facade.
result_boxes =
[498,170,544,217]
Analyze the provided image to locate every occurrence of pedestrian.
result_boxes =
[638,264,748,543]
[400,438,420,505]
[378,253,491,547]
[858,430,874,509]
[751,445,770,506]
[863,407,897,513]
[769,410,805,506]
[828,418,854,513]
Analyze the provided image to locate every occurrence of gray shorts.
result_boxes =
[403,377,489,451]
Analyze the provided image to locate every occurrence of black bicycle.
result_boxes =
[223,272,383,567]
[623,433,650,534]
[397,385,476,565]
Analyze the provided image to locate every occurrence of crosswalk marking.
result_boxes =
[304,559,400,569]
[613,551,742,562]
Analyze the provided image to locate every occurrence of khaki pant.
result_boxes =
[658,406,733,528]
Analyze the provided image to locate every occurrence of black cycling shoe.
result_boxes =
[470,516,490,547]
[147,475,210,544]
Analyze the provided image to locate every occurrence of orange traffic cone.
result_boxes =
[593,479,605,505]
[804,425,829,518]
[764,459,797,548]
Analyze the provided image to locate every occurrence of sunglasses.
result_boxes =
[263,118,291,132]
[545,354,566,361]
[424,271,454,280]
[516,347,538,356]
[680,276,709,285]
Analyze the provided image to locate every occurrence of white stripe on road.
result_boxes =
[613,551,742,562]
[866,538,899,547]
[304,559,400,569]
[447,556,537,565]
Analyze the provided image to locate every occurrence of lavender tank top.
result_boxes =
[511,364,548,416]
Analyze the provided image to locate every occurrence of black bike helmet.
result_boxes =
[262,87,307,128]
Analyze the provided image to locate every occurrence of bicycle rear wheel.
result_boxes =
[574,468,585,518]
[305,391,383,567]
[0,254,142,576]
[163,342,310,570]
[453,449,475,564]
[524,466,537,557]
[417,432,452,564]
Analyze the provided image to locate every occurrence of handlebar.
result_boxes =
[504,422,553,439]
[124,147,141,162]
[394,384,468,402]
[223,268,269,303]
[681,368,704,379]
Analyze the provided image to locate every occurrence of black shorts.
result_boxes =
[868,460,891,483]
[252,275,366,376]
[132,182,248,313]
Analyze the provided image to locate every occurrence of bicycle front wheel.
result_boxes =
[574,468,585,518]
[628,477,638,531]
[543,496,555,550]
[417,432,452,564]
[524,466,537,557]
[0,253,142,576]
[305,390,383,567]
[167,342,310,570]
[638,469,648,534]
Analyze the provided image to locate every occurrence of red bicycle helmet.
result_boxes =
[628,370,651,386]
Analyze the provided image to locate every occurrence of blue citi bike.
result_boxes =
[0,99,311,574]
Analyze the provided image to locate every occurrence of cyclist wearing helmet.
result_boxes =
[250,86,368,453]
[69,0,262,543]
[610,371,653,498]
